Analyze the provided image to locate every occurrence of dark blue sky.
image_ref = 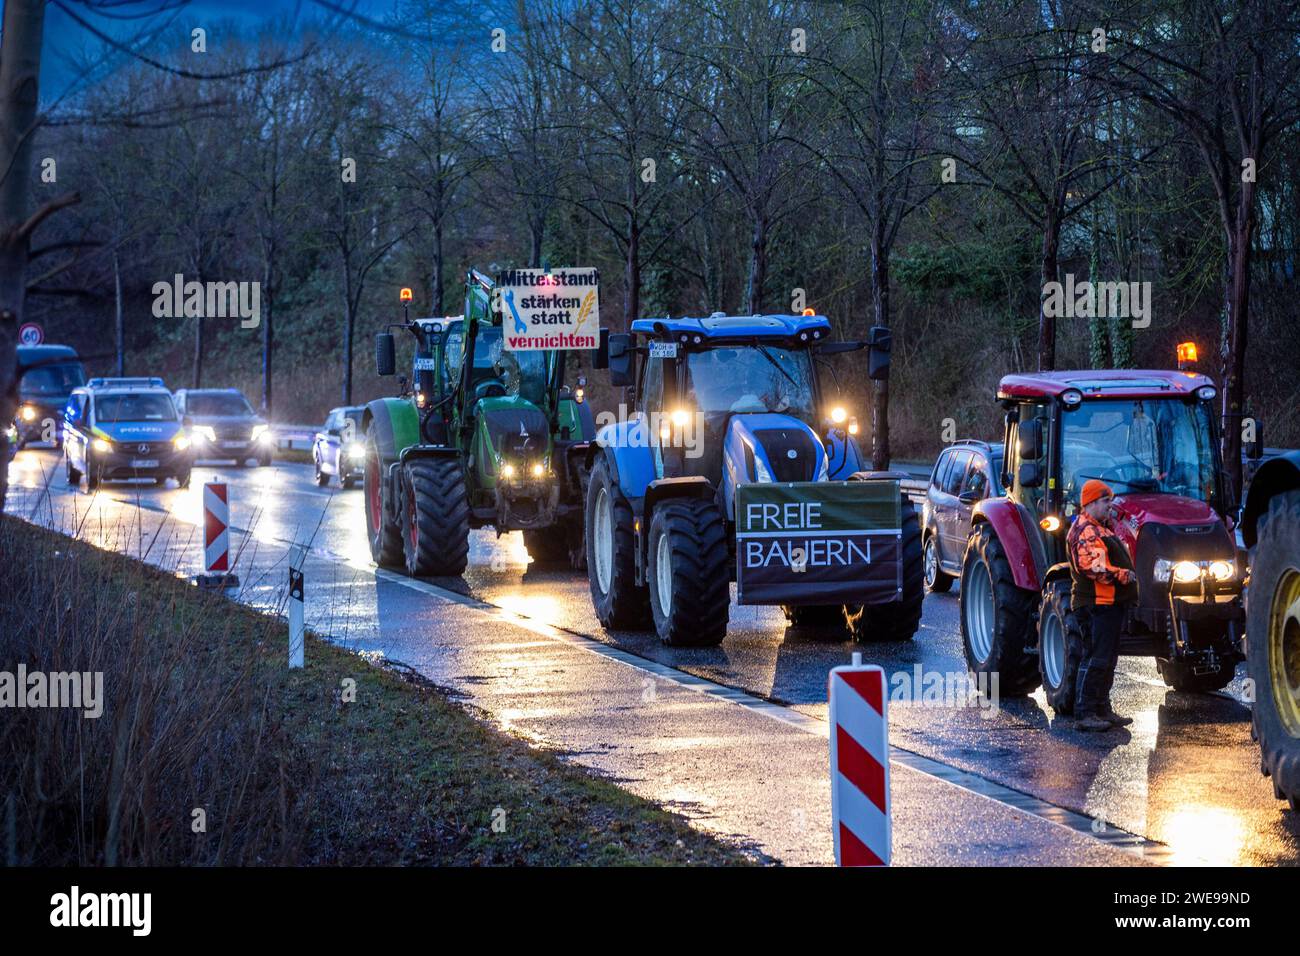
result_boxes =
[41,0,402,103]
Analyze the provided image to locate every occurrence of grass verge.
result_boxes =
[0,514,751,866]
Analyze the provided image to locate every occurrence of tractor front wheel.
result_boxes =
[646,498,729,647]
[585,457,650,629]
[960,523,1040,696]
[1247,489,1300,811]
[402,458,470,577]
[1037,578,1080,715]
[363,431,403,568]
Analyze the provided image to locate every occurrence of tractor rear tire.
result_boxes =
[646,498,729,647]
[960,523,1041,696]
[1247,489,1300,811]
[585,457,650,629]
[1156,657,1235,694]
[1038,578,1081,715]
[847,495,924,642]
[363,431,403,569]
[402,458,470,577]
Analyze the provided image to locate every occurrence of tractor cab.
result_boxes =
[601,313,870,500]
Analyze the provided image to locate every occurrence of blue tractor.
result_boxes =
[586,313,923,646]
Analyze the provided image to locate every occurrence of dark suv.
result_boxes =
[921,439,1003,592]
[174,388,272,466]
[15,344,85,448]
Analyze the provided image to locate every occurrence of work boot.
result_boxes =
[1101,708,1133,727]
[1075,714,1113,733]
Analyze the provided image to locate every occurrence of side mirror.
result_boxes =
[592,328,610,370]
[1018,418,1043,461]
[1018,460,1043,488]
[375,332,396,376]
[958,490,981,505]
[607,333,634,388]
[867,325,892,380]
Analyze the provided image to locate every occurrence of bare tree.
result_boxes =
[796,0,949,468]
[1098,0,1300,498]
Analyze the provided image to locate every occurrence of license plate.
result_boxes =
[131,459,159,469]
[220,440,244,449]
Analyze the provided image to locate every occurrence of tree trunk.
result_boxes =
[529,208,544,268]
[744,213,768,315]
[114,248,124,376]
[1038,209,1061,371]
[1220,196,1254,504]
[343,279,355,406]
[192,314,204,388]
[0,0,47,510]
[869,217,891,470]
[432,217,444,316]
[624,217,640,331]
[261,248,274,417]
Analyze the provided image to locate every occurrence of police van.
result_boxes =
[63,377,193,491]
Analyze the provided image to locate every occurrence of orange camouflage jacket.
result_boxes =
[1066,511,1138,609]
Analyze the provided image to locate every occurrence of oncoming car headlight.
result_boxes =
[193,425,216,443]
[251,424,271,443]
[347,442,366,460]
[172,433,191,451]
[92,437,112,453]
[20,405,37,422]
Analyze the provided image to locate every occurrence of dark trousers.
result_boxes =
[1073,604,1126,718]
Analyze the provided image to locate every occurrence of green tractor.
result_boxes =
[362,270,596,576]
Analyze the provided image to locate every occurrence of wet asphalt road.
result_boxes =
[7,446,1299,866]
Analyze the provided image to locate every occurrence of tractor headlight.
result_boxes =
[172,433,191,451]
[1154,557,1227,584]
[670,408,690,427]
[347,442,366,460]
[830,406,848,425]
[193,425,216,443]
[531,462,545,477]
[20,405,37,422]
[753,455,773,482]
[92,437,112,453]
[848,417,859,436]
[1208,559,1235,582]
[501,463,515,480]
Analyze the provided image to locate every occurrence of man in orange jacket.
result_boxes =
[1066,479,1139,732]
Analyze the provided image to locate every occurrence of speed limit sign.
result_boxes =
[17,322,43,346]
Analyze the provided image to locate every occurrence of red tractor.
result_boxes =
[960,368,1244,709]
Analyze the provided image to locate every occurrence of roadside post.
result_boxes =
[828,652,891,866]
[195,481,240,589]
[288,544,305,668]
